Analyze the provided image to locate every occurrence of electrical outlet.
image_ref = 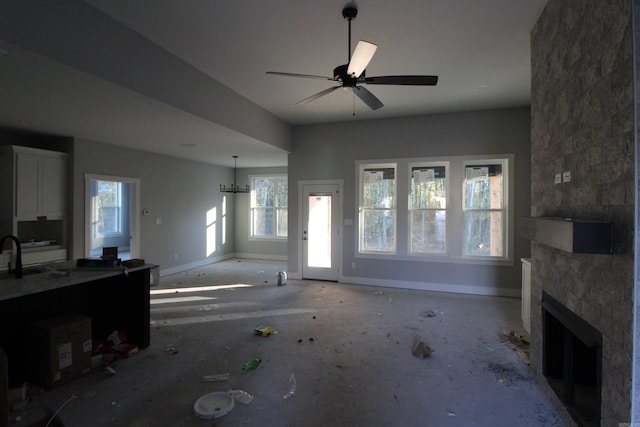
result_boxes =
[351,262,356,269]
[554,173,562,184]
[562,171,571,183]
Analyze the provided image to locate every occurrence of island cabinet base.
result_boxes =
[0,267,150,388]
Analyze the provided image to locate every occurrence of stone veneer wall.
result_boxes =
[530,1,634,425]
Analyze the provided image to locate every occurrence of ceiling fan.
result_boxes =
[266,3,438,111]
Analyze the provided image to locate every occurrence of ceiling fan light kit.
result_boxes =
[266,3,438,112]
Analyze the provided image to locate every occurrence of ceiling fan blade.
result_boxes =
[266,71,334,81]
[347,40,377,78]
[363,75,439,85]
[353,86,384,110]
[296,86,342,106]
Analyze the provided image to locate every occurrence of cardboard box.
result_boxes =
[30,314,92,389]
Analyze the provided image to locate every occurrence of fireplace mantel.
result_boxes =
[520,217,613,254]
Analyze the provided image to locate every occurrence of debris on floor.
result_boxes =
[242,358,261,372]
[277,271,287,286]
[193,391,234,419]
[202,373,230,382]
[498,331,530,364]
[283,372,296,399]
[254,326,275,337]
[228,389,254,405]
[420,309,438,317]
[411,340,433,359]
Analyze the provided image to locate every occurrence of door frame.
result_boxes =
[84,173,141,259]
[298,179,343,281]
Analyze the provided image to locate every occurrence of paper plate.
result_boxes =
[193,391,235,419]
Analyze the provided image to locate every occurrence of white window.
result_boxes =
[358,163,396,253]
[250,176,288,239]
[409,163,448,255]
[93,180,123,237]
[462,160,506,258]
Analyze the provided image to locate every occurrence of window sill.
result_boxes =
[355,253,514,267]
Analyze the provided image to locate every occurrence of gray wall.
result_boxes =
[72,139,236,274]
[234,166,288,260]
[530,1,633,424]
[288,107,531,295]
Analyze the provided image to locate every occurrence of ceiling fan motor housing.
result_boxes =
[342,5,357,20]
[334,64,360,87]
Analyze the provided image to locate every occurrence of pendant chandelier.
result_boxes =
[220,155,250,193]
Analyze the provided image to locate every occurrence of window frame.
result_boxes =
[92,179,124,238]
[408,161,449,256]
[461,158,509,260]
[357,162,397,255]
[355,155,513,265]
[249,174,288,241]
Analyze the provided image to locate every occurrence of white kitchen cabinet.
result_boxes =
[0,145,68,267]
[14,148,66,220]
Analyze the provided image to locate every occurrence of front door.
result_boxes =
[302,184,340,281]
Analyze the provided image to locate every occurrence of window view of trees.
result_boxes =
[358,158,508,260]
[463,164,504,257]
[410,165,447,254]
[251,176,288,238]
[96,180,122,235]
[359,166,396,252]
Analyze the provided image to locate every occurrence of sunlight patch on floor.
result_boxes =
[151,284,253,295]
[150,301,259,314]
[153,308,317,326]
[150,296,215,305]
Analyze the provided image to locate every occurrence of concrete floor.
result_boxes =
[18,259,564,426]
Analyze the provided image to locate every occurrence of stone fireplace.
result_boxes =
[530,1,634,426]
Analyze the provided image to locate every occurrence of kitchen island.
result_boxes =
[0,262,152,386]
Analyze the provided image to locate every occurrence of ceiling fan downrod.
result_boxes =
[342,5,358,63]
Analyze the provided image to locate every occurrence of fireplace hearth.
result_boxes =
[542,292,602,426]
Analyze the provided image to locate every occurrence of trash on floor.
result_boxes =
[283,373,296,399]
[165,345,179,355]
[202,373,230,382]
[372,290,384,295]
[411,340,433,359]
[228,389,254,405]
[242,358,261,372]
[277,271,287,286]
[193,391,234,419]
[420,309,438,317]
[498,331,530,365]
[93,330,139,361]
[255,326,274,337]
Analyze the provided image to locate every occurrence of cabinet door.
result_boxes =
[40,157,65,218]
[15,153,40,219]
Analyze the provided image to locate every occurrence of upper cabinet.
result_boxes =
[0,146,68,266]
[14,149,66,220]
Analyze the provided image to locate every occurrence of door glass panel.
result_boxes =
[307,195,332,268]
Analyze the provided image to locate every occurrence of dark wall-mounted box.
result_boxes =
[522,217,613,254]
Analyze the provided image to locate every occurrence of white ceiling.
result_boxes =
[0,0,547,167]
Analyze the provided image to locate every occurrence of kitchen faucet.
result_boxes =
[0,235,23,279]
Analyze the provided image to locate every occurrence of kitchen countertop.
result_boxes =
[0,261,153,302]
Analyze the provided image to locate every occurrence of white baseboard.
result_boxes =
[234,252,287,262]
[338,274,521,297]
[159,253,235,277]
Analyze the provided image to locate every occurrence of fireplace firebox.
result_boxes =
[542,292,602,426]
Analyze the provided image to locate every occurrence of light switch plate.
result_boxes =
[554,173,562,184]
[562,171,571,182]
